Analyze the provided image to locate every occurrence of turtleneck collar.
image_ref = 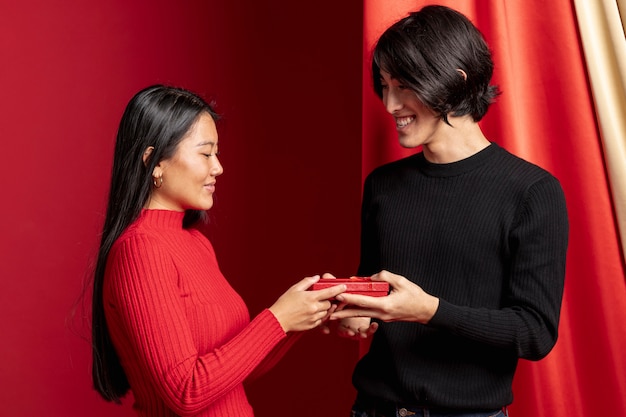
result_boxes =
[139,209,186,229]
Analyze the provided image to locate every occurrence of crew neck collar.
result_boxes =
[414,142,498,177]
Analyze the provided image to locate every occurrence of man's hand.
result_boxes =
[330,270,439,324]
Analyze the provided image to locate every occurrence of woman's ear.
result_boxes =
[456,69,468,81]
[142,146,155,167]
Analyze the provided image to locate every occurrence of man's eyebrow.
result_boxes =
[196,141,216,147]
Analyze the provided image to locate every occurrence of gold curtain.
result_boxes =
[573,0,626,259]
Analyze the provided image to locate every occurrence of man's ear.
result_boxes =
[456,69,468,81]
[142,146,155,167]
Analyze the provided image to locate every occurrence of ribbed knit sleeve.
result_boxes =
[103,210,287,417]
[245,332,303,384]
[429,175,568,359]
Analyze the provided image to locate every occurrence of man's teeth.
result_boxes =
[396,116,415,128]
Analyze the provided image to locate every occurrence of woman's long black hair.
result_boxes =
[91,85,218,402]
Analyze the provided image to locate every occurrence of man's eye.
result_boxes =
[380,84,389,90]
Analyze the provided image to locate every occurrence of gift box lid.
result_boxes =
[310,277,388,296]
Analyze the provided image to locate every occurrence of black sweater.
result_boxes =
[354,143,569,410]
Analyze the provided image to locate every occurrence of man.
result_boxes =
[330,5,569,417]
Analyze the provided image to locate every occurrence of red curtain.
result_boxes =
[362,1,626,415]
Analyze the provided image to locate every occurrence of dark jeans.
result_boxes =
[350,405,508,417]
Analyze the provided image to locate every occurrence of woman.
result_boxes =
[91,85,345,417]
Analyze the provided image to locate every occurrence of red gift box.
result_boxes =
[310,277,389,297]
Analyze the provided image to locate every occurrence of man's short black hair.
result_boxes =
[372,5,500,123]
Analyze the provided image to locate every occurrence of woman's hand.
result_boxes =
[269,275,346,333]
[330,270,439,324]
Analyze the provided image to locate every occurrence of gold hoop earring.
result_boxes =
[153,175,163,188]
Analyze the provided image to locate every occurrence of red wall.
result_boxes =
[0,1,363,416]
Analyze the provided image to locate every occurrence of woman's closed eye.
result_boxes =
[202,150,220,158]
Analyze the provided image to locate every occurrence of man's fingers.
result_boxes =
[371,269,401,287]
[331,307,379,321]
[335,292,384,308]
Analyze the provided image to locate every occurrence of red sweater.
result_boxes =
[104,209,291,417]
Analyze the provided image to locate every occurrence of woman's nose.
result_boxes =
[212,157,224,176]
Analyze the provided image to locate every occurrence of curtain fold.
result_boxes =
[572,0,626,260]
[361,1,626,415]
